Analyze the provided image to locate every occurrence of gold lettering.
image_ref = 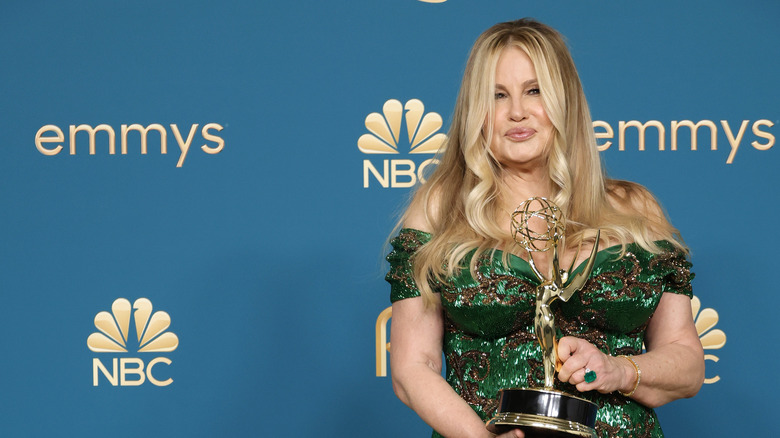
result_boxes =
[391,159,416,188]
[120,124,167,155]
[120,358,146,386]
[751,119,775,151]
[201,123,225,154]
[721,120,749,164]
[592,121,614,151]
[670,120,717,151]
[69,124,116,155]
[376,307,392,377]
[170,124,199,168]
[146,357,173,386]
[417,158,438,185]
[703,354,720,384]
[618,120,665,151]
[363,160,389,188]
[93,358,118,386]
[35,125,64,156]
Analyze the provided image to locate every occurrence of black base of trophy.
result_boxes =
[486,388,598,437]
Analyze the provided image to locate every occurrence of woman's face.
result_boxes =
[488,46,554,172]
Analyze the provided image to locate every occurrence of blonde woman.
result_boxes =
[387,19,704,438]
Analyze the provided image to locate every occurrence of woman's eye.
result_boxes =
[494,92,507,99]
[528,88,540,95]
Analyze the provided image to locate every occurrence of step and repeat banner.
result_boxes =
[1,0,777,436]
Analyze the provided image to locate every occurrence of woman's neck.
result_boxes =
[499,169,553,211]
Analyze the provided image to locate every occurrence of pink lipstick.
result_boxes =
[506,127,536,141]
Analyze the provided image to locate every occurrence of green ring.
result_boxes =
[584,370,597,383]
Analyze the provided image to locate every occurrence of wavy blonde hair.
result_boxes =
[403,19,686,304]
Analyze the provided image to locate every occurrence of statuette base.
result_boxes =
[486,388,597,438]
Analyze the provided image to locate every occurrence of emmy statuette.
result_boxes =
[486,197,600,437]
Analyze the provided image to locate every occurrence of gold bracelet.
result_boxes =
[618,355,641,397]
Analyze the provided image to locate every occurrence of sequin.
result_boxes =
[386,229,694,438]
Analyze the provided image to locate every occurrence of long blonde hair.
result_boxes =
[403,19,685,304]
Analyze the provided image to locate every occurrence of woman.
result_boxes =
[386,19,704,438]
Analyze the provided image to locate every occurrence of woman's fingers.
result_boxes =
[495,428,525,438]
[557,337,619,393]
[556,336,577,362]
[557,340,630,394]
[557,337,591,382]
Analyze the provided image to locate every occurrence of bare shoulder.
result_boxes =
[606,179,665,220]
[605,179,687,250]
[402,186,441,233]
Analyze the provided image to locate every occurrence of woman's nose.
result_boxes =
[509,98,526,121]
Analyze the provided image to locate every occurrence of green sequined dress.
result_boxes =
[386,228,693,438]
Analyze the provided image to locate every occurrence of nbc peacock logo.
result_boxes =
[88,298,178,387]
[691,296,726,384]
[359,99,446,188]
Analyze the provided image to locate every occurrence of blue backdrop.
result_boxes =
[1,0,777,436]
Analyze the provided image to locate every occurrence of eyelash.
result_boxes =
[494,88,540,99]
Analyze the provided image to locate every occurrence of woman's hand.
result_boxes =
[494,429,525,438]
[556,336,633,394]
[392,296,502,437]
[556,293,705,407]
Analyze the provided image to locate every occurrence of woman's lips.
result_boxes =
[505,127,536,141]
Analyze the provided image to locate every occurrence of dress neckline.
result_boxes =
[398,227,674,281]
[494,244,623,280]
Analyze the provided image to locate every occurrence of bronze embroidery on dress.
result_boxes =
[444,316,464,336]
[649,250,693,292]
[582,252,656,306]
[442,257,534,307]
[447,349,496,415]
[528,357,546,387]
[500,328,536,359]
[596,420,623,437]
[395,230,426,250]
[627,411,657,438]
[386,269,416,294]
[555,309,611,353]
[599,390,629,407]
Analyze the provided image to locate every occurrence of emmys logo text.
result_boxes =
[88,298,179,386]
[594,119,774,164]
[35,123,225,167]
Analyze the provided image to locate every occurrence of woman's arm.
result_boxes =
[557,292,705,407]
[391,296,524,438]
[391,192,524,437]
[630,292,705,406]
[556,180,704,406]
